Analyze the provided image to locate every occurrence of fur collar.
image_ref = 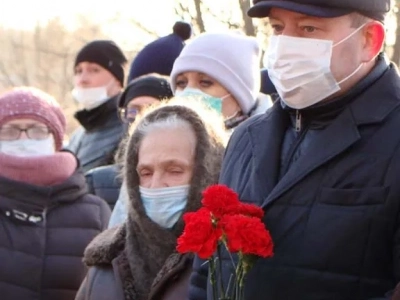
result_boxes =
[83,225,126,266]
[83,224,194,300]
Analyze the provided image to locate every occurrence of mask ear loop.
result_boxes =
[220,93,231,100]
[337,63,364,85]
[333,24,367,48]
[333,24,367,85]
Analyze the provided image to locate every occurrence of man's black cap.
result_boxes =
[248,0,391,22]
[118,75,173,109]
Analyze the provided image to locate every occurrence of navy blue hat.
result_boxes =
[127,21,192,83]
[248,0,391,22]
[260,68,276,95]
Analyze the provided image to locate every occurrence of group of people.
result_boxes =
[1,0,400,299]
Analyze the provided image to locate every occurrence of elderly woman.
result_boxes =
[170,31,272,130]
[0,87,110,300]
[75,98,227,300]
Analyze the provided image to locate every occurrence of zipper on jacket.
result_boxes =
[295,110,301,132]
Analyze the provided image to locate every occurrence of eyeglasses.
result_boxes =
[119,107,139,123]
[0,126,51,141]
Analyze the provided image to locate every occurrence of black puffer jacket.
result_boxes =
[0,172,111,300]
[66,95,126,173]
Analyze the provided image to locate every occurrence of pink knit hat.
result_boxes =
[0,87,66,150]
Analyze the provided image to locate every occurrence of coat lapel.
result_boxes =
[261,107,361,209]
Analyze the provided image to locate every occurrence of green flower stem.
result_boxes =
[209,258,219,300]
[217,244,227,298]
[234,261,243,300]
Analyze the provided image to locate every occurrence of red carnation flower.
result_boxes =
[177,208,223,259]
[221,214,274,258]
[201,185,241,218]
[237,203,264,219]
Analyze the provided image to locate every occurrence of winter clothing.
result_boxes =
[0,87,66,150]
[170,32,261,115]
[76,104,225,300]
[66,95,126,173]
[0,86,111,299]
[85,164,121,211]
[128,21,192,82]
[188,55,400,299]
[75,226,193,300]
[248,0,391,22]
[260,68,276,95]
[224,93,273,130]
[75,40,127,85]
[0,153,111,300]
[0,151,76,186]
[107,181,129,228]
[118,75,173,109]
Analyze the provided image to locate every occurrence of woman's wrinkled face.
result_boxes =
[175,71,241,118]
[137,127,196,188]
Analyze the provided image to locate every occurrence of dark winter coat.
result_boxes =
[0,171,111,300]
[85,164,121,211]
[189,55,400,300]
[75,225,193,300]
[67,95,126,173]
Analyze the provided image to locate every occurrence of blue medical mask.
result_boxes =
[175,88,230,114]
[139,185,190,228]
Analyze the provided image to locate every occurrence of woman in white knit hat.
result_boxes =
[170,31,272,129]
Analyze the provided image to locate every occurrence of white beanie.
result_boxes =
[170,32,261,115]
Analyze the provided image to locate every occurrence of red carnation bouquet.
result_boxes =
[177,184,274,300]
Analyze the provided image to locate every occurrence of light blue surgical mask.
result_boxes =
[175,88,230,114]
[139,185,190,228]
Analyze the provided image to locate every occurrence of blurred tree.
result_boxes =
[0,17,108,135]
[173,0,270,66]
[174,0,263,36]
[392,1,400,65]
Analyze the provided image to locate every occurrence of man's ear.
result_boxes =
[362,21,385,62]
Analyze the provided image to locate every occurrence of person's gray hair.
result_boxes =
[115,97,227,181]
[134,113,194,148]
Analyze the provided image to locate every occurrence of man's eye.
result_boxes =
[301,26,317,33]
[271,24,284,33]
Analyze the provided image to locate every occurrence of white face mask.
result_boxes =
[71,86,109,110]
[0,136,55,157]
[139,185,190,228]
[265,25,365,109]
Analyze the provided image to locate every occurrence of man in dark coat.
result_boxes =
[188,0,400,299]
[66,40,127,173]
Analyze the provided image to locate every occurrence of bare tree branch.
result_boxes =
[193,0,206,32]
[238,0,256,36]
